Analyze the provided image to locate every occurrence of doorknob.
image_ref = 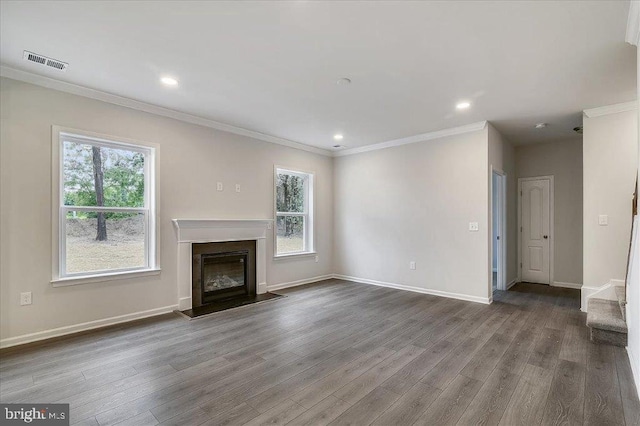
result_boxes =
[543,235,548,239]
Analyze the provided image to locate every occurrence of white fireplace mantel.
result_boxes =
[172,219,273,310]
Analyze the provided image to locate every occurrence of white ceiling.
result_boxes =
[0,1,635,150]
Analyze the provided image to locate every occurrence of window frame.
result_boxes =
[51,126,160,285]
[274,166,315,258]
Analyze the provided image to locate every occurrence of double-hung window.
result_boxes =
[55,130,157,280]
[275,168,314,256]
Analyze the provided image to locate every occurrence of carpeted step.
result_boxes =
[615,286,626,321]
[586,297,627,347]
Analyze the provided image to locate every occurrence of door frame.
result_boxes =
[517,175,554,285]
[491,168,507,292]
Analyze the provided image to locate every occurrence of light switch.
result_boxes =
[598,215,608,226]
[216,182,223,191]
[469,222,479,231]
[235,184,241,193]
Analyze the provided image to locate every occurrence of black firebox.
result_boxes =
[192,241,256,308]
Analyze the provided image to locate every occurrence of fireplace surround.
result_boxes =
[173,219,271,311]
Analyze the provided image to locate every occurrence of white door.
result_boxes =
[521,179,551,284]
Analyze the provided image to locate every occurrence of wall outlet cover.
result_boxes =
[20,292,32,306]
[216,182,223,191]
[598,215,608,226]
[409,261,416,270]
[469,222,479,231]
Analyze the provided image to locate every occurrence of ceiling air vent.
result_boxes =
[23,51,68,72]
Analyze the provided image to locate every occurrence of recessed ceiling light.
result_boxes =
[535,122,548,129]
[456,101,471,110]
[160,76,178,86]
[337,78,351,85]
[334,134,344,141]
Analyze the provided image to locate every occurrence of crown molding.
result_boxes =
[627,1,640,46]
[333,121,488,157]
[583,101,638,118]
[0,65,333,157]
[2,65,489,159]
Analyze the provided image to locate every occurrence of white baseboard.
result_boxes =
[506,279,518,290]
[552,281,583,290]
[0,305,178,349]
[333,274,491,304]
[581,285,602,312]
[580,278,625,312]
[178,297,191,311]
[267,274,334,292]
[628,346,640,400]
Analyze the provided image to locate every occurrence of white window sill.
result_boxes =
[273,251,317,260]
[51,268,161,287]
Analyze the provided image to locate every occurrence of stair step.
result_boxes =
[615,286,627,321]
[586,298,627,347]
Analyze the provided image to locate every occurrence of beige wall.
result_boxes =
[0,78,334,342]
[333,128,490,301]
[515,138,583,285]
[488,124,518,287]
[583,109,637,288]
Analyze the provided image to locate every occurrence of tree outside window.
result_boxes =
[59,133,155,277]
[275,168,313,255]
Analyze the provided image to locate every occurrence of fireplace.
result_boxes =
[192,240,256,308]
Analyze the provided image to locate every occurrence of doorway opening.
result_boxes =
[518,176,554,285]
[492,170,507,292]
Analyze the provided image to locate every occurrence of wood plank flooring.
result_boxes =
[1,280,639,425]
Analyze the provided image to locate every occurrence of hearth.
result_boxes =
[192,241,256,308]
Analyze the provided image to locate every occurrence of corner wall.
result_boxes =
[583,109,637,288]
[0,77,334,344]
[488,124,518,288]
[627,28,640,399]
[333,126,490,302]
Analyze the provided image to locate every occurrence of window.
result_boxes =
[55,130,157,280]
[275,168,314,256]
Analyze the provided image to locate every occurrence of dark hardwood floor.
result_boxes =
[1,280,639,425]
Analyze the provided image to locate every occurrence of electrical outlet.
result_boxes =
[469,222,479,231]
[315,255,319,263]
[20,292,32,306]
[216,182,223,191]
[235,184,241,193]
[598,215,608,226]
[409,261,416,270]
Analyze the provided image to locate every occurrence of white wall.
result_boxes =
[0,77,334,343]
[583,109,637,288]
[515,138,583,286]
[488,124,517,287]
[627,42,640,400]
[333,127,490,302]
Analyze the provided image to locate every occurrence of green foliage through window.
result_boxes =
[64,141,145,216]
[276,173,305,213]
